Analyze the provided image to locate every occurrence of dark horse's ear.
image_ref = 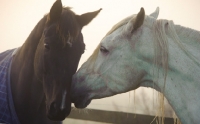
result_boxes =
[50,0,62,22]
[76,8,102,28]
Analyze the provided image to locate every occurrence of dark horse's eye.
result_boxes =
[44,43,50,50]
[100,46,109,54]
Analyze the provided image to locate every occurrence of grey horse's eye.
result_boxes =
[100,46,109,54]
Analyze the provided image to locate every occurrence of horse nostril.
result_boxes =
[50,102,57,114]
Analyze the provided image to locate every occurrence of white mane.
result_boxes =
[151,17,200,86]
[151,18,200,123]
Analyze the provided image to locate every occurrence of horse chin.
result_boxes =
[47,111,70,121]
[47,114,65,121]
[47,106,71,121]
[73,99,91,109]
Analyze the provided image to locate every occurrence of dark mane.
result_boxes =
[46,7,80,47]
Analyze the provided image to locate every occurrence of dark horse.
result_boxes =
[0,0,101,124]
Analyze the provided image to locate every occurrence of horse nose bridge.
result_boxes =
[72,72,84,87]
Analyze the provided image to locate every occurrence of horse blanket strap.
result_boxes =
[0,48,20,124]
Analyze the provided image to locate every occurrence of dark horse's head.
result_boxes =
[34,0,101,121]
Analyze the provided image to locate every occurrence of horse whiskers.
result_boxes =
[71,107,91,114]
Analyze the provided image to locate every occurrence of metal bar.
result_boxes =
[68,108,174,124]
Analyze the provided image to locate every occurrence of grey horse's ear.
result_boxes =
[125,8,145,34]
[132,8,145,32]
[150,7,159,19]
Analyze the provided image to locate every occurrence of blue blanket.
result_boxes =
[0,49,20,124]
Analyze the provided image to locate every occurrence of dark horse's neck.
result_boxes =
[10,16,58,124]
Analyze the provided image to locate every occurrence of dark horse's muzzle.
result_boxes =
[47,90,71,121]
